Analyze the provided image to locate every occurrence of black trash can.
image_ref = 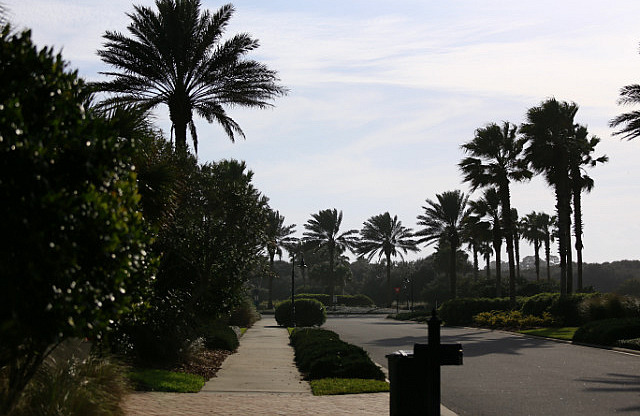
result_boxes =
[386,350,428,416]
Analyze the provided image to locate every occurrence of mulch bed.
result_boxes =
[173,348,233,380]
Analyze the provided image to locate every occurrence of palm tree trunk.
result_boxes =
[572,184,584,291]
[534,239,541,281]
[473,245,479,280]
[485,251,491,279]
[493,239,502,297]
[450,245,457,299]
[268,254,275,309]
[544,235,551,281]
[500,186,517,305]
[329,246,335,308]
[386,253,392,307]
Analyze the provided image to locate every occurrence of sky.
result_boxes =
[6,0,640,264]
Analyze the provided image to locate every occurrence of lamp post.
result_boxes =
[291,252,306,327]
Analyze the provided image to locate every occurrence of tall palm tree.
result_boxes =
[303,209,358,307]
[521,98,577,296]
[511,208,522,281]
[357,212,419,306]
[96,1,287,154]
[264,209,296,308]
[416,190,469,299]
[469,189,503,297]
[460,121,531,304]
[521,212,545,281]
[569,126,608,291]
[610,81,640,140]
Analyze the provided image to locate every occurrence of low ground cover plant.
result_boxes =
[128,369,204,393]
[275,298,326,327]
[289,328,384,382]
[310,378,389,396]
[519,327,578,341]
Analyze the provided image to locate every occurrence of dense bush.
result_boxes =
[616,338,640,350]
[473,310,555,329]
[294,294,375,307]
[580,293,640,322]
[201,322,239,351]
[228,297,261,328]
[548,293,593,326]
[438,297,514,326]
[289,328,384,381]
[520,293,560,317]
[573,318,640,347]
[0,26,153,413]
[275,299,326,327]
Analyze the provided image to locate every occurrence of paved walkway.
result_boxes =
[123,316,456,415]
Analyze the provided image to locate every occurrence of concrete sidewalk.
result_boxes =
[123,316,457,415]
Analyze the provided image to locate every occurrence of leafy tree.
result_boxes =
[469,189,504,297]
[521,98,577,296]
[264,210,296,308]
[303,209,358,307]
[96,1,287,153]
[357,212,419,306]
[416,190,469,299]
[0,26,153,413]
[460,121,531,305]
[569,126,607,291]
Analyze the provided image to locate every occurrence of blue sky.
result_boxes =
[7,0,640,263]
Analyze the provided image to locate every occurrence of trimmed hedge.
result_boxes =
[573,318,640,347]
[275,298,326,327]
[290,328,385,381]
[438,297,513,326]
[294,293,375,307]
[201,322,239,351]
[473,310,555,329]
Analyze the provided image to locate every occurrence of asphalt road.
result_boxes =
[324,315,640,415]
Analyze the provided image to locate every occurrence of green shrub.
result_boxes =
[520,293,560,317]
[228,297,261,327]
[201,322,239,351]
[275,299,326,327]
[289,328,384,381]
[548,293,594,326]
[391,311,432,322]
[10,355,130,416]
[573,318,640,346]
[438,297,513,326]
[580,293,639,322]
[473,310,555,329]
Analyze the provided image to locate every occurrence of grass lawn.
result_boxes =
[310,378,390,396]
[128,368,205,393]
[519,327,578,341]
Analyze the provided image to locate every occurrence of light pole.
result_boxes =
[291,252,306,327]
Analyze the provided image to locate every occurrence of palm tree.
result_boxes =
[469,189,503,297]
[96,1,287,154]
[521,212,545,281]
[511,208,522,281]
[303,209,358,307]
[416,190,469,299]
[460,121,531,304]
[569,126,608,291]
[264,209,296,308]
[539,213,556,281]
[521,98,577,296]
[462,215,491,281]
[610,81,640,140]
[357,212,419,306]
